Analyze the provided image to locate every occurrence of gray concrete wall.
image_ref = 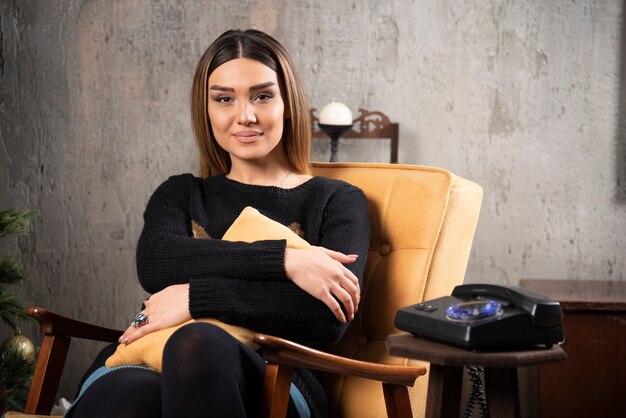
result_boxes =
[1,0,625,402]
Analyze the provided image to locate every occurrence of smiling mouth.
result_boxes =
[233,130,262,143]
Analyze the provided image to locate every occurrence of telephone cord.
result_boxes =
[463,366,489,418]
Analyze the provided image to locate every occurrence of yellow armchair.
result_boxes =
[17,162,482,418]
[256,162,483,418]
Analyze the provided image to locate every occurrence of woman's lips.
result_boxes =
[233,130,262,143]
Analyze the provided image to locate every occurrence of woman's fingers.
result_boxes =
[340,272,360,311]
[322,294,347,323]
[118,284,192,345]
[333,283,355,321]
[317,247,361,291]
[317,276,359,323]
[121,322,156,345]
[120,311,150,344]
[318,247,359,264]
[323,264,360,319]
[340,265,360,291]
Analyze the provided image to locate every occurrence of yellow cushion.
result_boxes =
[105,206,310,371]
[223,206,310,249]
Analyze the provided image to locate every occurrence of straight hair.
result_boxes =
[191,29,311,177]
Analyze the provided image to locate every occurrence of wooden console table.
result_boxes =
[520,279,626,418]
[386,333,565,418]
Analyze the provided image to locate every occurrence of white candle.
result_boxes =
[318,100,353,126]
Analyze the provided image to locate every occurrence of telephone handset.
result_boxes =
[394,283,564,350]
[452,284,563,328]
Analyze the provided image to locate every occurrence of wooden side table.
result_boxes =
[386,333,566,418]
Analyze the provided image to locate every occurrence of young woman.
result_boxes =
[67,29,369,418]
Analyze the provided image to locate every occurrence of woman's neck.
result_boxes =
[226,161,312,189]
[226,161,293,187]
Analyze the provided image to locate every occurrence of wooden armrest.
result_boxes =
[25,307,123,414]
[26,306,122,343]
[254,334,426,387]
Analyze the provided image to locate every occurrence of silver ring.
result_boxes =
[132,313,149,328]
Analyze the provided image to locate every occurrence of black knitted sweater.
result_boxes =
[135,173,370,418]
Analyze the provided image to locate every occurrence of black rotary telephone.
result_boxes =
[394,283,564,350]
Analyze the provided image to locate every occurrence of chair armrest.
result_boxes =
[25,307,123,414]
[26,306,123,343]
[254,334,426,388]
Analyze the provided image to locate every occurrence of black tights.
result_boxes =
[71,323,295,418]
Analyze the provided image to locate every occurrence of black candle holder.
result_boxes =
[318,123,353,162]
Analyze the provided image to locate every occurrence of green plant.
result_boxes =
[0,208,38,413]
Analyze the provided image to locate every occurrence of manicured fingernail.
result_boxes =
[349,254,358,258]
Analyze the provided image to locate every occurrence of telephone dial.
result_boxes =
[394,283,564,350]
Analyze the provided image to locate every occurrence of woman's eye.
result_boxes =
[214,96,232,104]
[254,93,273,102]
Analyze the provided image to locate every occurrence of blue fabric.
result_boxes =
[64,365,149,417]
[65,365,311,418]
[289,382,311,418]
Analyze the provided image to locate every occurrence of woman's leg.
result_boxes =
[160,322,267,418]
[70,367,162,418]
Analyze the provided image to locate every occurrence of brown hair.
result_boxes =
[191,29,311,177]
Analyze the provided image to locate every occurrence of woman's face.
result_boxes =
[207,58,287,167]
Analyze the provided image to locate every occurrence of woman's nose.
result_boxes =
[237,102,257,125]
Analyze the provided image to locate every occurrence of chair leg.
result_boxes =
[24,334,71,414]
[259,362,293,418]
[382,382,413,418]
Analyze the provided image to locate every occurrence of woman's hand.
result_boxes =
[284,246,360,323]
[119,283,192,345]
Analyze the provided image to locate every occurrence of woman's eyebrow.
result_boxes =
[209,85,234,92]
[209,81,277,92]
[249,81,277,91]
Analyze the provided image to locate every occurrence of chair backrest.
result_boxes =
[311,162,483,418]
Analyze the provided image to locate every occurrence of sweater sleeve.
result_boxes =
[188,183,371,346]
[136,175,287,294]
[317,186,370,287]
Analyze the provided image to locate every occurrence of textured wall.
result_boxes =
[1,0,625,401]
